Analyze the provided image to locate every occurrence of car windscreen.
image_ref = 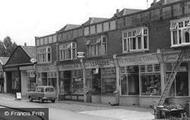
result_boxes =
[45,88,54,92]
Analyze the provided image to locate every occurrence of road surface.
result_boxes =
[0,94,154,120]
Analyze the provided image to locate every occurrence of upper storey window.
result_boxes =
[86,35,107,57]
[59,42,77,61]
[171,17,190,47]
[122,27,149,53]
[37,46,52,63]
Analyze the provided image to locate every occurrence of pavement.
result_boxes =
[0,93,154,120]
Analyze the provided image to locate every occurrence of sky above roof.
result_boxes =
[0,0,154,46]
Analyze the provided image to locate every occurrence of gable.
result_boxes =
[6,46,31,65]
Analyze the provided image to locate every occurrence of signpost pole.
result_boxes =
[77,52,87,102]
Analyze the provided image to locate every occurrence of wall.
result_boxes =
[21,71,28,96]
[119,96,139,106]
[107,30,122,56]
[149,20,171,53]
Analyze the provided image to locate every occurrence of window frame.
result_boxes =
[122,27,149,53]
[37,46,52,63]
[170,17,190,47]
[87,35,107,57]
[59,42,77,61]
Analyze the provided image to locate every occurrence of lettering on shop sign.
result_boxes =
[119,54,158,66]
[85,59,114,68]
[38,65,57,72]
[59,63,81,70]
[164,52,190,62]
[164,54,179,62]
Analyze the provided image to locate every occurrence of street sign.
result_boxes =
[30,58,37,63]
[77,52,85,58]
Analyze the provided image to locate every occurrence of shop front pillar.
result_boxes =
[56,70,60,100]
[160,63,165,94]
[3,72,7,93]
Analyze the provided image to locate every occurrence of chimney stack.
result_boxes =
[114,9,120,17]
[24,43,27,46]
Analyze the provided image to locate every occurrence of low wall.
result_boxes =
[119,95,139,106]
[139,96,160,107]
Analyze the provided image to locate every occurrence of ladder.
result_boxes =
[158,49,186,106]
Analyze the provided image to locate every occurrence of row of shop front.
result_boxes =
[7,50,190,107]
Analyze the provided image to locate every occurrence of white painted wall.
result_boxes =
[21,71,28,96]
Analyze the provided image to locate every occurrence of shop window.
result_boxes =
[170,17,190,47]
[166,63,188,96]
[47,72,57,88]
[72,70,83,94]
[120,66,139,95]
[27,71,36,91]
[101,68,116,95]
[141,64,161,96]
[37,46,52,63]
[122,27,149,53]
[59,42,77,61]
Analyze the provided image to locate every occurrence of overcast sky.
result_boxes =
[0,0,154,46]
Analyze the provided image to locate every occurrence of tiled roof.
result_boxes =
[21,46,36,59]
[0,57,9,65]
[83,17,108,26]
[58,24,81,32]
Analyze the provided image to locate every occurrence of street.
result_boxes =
[0,94,154,120]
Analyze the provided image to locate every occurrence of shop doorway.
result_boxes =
[63,71,72,93]
[92,68,101,94]
[176,72,188,96]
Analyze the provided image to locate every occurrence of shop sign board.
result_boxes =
[163,50,190,63]
[20,66,34,70]
[37,65,57,72]
[85,59,114,68]
[118,54,158,66]
[59,63,81,71]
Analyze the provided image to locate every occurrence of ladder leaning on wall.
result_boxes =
[157,48,186,106]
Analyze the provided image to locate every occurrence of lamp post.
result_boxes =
[77,52,87,102]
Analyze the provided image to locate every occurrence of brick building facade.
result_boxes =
[34,0,190,107]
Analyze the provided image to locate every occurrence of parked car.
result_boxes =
[27,86,56,103]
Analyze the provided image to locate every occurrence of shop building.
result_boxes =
[56,24,84,100]
[3,46,36,96]
[0,57,9,93]
[35,33,59,95]
[32,0,190,107]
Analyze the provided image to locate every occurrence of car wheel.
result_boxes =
[51,99,55,103]
[29,96,33,102]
